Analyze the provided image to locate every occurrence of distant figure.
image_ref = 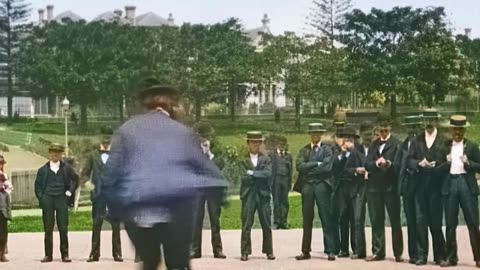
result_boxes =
[0,155,11,263]
[81,131,123,263]
[34,143,79,263]
[70,112,78,125]
[101,84,226,270]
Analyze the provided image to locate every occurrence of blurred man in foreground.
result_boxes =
[101,84,227,270]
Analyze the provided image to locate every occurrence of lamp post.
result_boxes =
[62,97,70,157]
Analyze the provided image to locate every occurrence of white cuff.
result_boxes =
[65,191,72,197]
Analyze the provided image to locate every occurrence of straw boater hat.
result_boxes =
[307,123,326,133]
[449,115,470,128]
[333,110,347,126]
[402,115,424,126]
[48,143,65,152]
[422,108,441,119]
[246,131,265,141]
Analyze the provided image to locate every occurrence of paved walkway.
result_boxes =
[2,227,478,270]
[2,144,47,173]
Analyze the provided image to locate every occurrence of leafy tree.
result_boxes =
[0,0,31,122]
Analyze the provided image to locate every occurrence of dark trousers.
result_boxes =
[415,175,446,262]
[89,201,122,258]
[240,191,273,255]
[137,200,194,270]
[41,194,69,257]
[0,213,7,255]
[444,175,480,263]
[403,191,418,261]
[273,178,290,229]
[338,184,356,254]
[124,221,141,260]
[352,185,367,257]
[301,181,336,254]
[191,189,223,256]
[367,191,404,258]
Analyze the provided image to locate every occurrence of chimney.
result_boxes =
[262,13,270,28]
[168,13,174,24]
[38,9,45,24]
[113,9,123,17]
[465,28,472,38]
[125,5,136,24]
[46,5,54,22]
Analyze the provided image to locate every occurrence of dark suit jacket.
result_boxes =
[293,143,334,193]
[406,132,446,193]
[365,135,400,193]
[81,149,107,202]
[437,139,480,196]
[343,148,366,198]
[270,150,293,188]
[102,112,227,223]
[239,153,272,200]
[34,161,79,207]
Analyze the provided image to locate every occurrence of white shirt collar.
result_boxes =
[156,107,170,117]
[425,128,437,138]
[49,161,60,173]
[311,142,321,148]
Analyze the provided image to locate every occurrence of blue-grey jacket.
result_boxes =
[101,111,227,224]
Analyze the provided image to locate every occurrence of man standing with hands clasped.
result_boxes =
[407,108,446,265]
[240,131,275,262]
[365,113,403,262]
[35,143,79,263]
[439,115,480,268]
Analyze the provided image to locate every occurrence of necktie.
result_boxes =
[309,145,318,159]
[379,140,387,145]
[280,151,285,158]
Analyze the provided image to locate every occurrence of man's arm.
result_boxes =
[80,153,93,186]
[252,155,272,179]
[310,146,334,174]
[296,148,319,173]
[34,168,44,200]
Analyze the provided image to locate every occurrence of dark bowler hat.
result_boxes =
[422,108,441,119]
[194,121,214,138]
[335,126,345,138]
[402,115,423,126]
[340,126,360,139]
[449,115,470,128]
[138,85,180,101]
[246,131,265,141]
[48,143,65,152]
[377,112,392,126]
[307,123,326,133]
[360,121,374,133]
[277,136,288,145]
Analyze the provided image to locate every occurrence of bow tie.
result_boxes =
[379,140,387,145]
[100,150,109,154]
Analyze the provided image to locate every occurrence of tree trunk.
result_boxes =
[195,95,202,122]
[229,83,236,122]
[295,94,301,129]
[6,17,12,124]
[80,101,88,130]
[390,93,397,121]
[119,96,124,123]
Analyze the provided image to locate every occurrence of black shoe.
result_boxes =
[295,252,311,260]
[134,255,142,263]
[0,254,8,262]
[214,252,227,259]
[440,261,458,267]
[415,259,427,266]
[476,261,480,268]
[436,260,446,265]
[41,256,52,263]
[240,254,248,261]
[395,256,404,263]
[351,254,366,260]
[366,255,385,262]
[62,256,72,263]
[409,258,417,264]
[328,253,336,261]
[87,256,99,262]
[267,254,276,260]
[113,256,123,262]
[338,251,350,258]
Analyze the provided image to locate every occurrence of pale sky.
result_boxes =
[28,0,480,37]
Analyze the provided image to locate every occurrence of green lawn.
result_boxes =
[8,195,471,233]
